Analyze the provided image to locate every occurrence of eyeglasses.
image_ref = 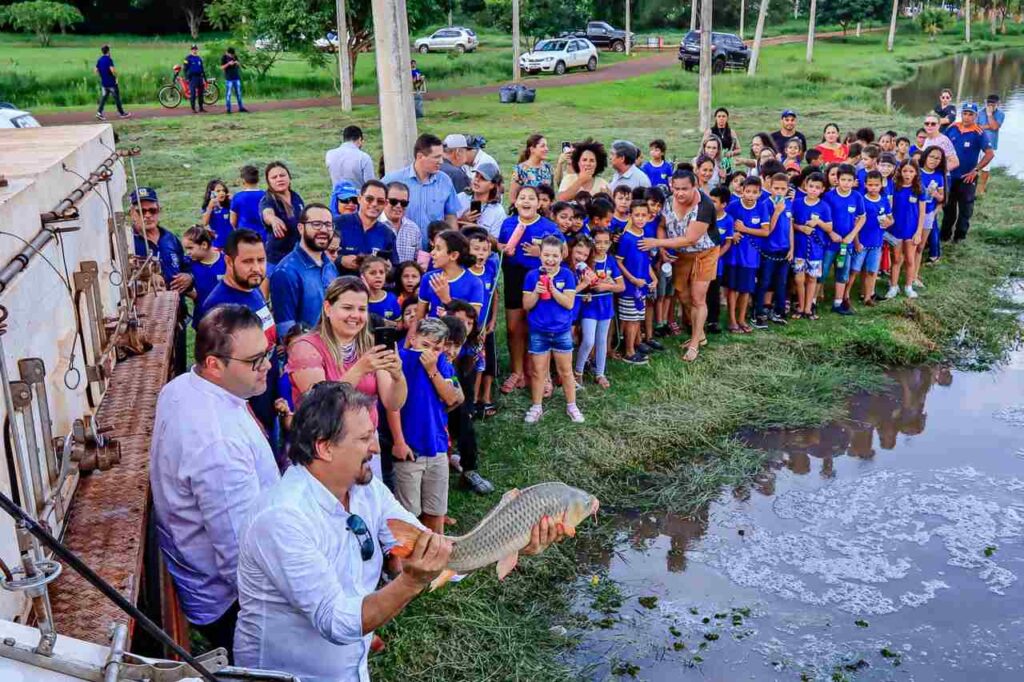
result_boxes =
[923,121,938,127]
[339,197,359,205]
[387,198,410,208]
[346,514,375,561]
[304,220,334,231]
[362,196,388,206]
[216,348,274,371]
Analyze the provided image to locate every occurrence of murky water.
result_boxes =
[570,295,1024,680]
[889,48,1024,180]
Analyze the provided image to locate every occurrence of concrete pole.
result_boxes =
[625,0,631,56]
[335,0,352,112]
[740,0,745,39]
[747,0,769,76]
[806,0,817,63]
[965,0,972,43]
[698,0,713,131]
[371,0,417,172]
[690,0,698,31]
[512,0,521,82]
[856,21,862,37]
[887,0,899,51]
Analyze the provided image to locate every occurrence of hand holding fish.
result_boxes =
[520,514,566,556]
[401,530,454,587]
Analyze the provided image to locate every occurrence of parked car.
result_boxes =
[314,32,339,52]
[678,30,751,73]
[414,27,479,54]
[519,38,598,76]
[565,21,632,52]
[0,103,40,129]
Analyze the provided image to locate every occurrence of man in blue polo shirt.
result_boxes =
[334,180,398,276]
[382,133,461,250]
[940,102,994,243]
[269,203,339,338]
[95,44,131,121]
[183,44,207,113]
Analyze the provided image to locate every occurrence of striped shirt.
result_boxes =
[378,214,423,263]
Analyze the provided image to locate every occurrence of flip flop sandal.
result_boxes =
[790,312,804,320]
[739,324,753,333]
[500,373,523,394]
[728,325,742,333]
[682,346,700,362]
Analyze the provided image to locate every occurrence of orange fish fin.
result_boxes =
[386,518,423,559]
[500,488,521,503]
[429,569,458,592]
[496,551,520,580]
[560,522,576,538]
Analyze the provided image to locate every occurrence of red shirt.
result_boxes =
[815,143,849,164]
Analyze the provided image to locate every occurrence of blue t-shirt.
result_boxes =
[189,254,226,317]
[231,189,267,238]
[824,189,865,246]
[418,268,485,318]
[615,229,653,298]
[977,108,1006,149]
[919,169,945,214]
[580,256,621,321]
[716,213,735,275]
[184,54,205,78]
[96,55,116,87]
[523,265,577,333]
[198,282,276,346]
[859,195,891,248]
[469,256,500,323]
[610,216,628,235]
[765,197,793,252]
[208,207,233,249]
[497,216,563,269]
[792,197,831,262]
[133,227,188,281]
[891,187,923,240]
[369,291,401,322]
[398,347,455,457]
[726,199,769,268]
[334,214,400,275]
[946,124,993,180]
[641,161,672,189]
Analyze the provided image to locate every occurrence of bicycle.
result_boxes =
[157,65,220,109]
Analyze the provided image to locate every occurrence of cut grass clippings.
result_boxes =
[109,28,1024,681]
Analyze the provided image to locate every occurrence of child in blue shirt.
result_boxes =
[823,164,866,315]
[465,230,500,417]
[918,145,946,266]
[362,256,401,324]
[201,179,233,249]
[230,165,267,241]
[523,236,580,424]
[181,225,226,326]
[755,173,794,325]
[615,201,657,364]
[574,228,624,389]
[641,139,672,189]
[610,185,632,235]
[850,171,893,306]
[726,177,772,332]
[417,230,485,319]
[791,171,833,320]
[885,162,927,300]
[709,187,737,331]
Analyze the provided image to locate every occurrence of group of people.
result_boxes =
[132,89,1002,680]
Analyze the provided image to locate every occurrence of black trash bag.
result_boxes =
[499,85,517,104]
[515,85,536,104]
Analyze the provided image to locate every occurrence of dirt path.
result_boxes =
[36,28,879,126]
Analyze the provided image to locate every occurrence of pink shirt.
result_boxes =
[286,332,379,425]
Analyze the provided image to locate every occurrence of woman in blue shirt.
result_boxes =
[182,225,226,326]
[259,161,305,273]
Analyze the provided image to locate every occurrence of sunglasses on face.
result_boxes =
[137,207,159,216]
[387,198,410,208]
[924,121,938,127]
[362,196,388,206]
[347,514,375,561]
[338,197,359,205]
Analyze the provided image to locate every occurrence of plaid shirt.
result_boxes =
[379,214,422,263]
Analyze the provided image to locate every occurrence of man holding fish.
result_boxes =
[233,381,595,681]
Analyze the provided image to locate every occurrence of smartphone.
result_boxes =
[373,326,400,351]
[470,199,482,214]
[562,141,572,154]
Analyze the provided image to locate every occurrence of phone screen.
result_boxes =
[562,142,572,154]
[373,326,399,350]
[470,200,482,214]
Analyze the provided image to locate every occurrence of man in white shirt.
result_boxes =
[150,304,280,661]
[326,125,377,188]
[609,139,652,190]
[463,134,498,177]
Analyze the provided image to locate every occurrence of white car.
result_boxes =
[314,32,339,52]
[0,104,40,129]
[414,27,478,54]
[519,38,598,76]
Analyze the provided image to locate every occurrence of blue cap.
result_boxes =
[781,109,797,118]
[129,187,159,204]
[334,181,359,200]
[961,101,978,113]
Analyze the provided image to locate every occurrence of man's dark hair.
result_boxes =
[854,127,876,144]
[101,45,110,55]
[414,133,443,158]
[343,125,364,142]
[298,202,332,224]
[224,228,264,257]
[240,164,260,184]
[611,140,638,166]
[386,181,410,195]
[804,149,822,165]
[288,382,375,466]
[671,168,697,186]
[195,304,263,365]
[836,163,858,180]
[227,47,236,56]
[805,171,827,187]
[360,179,387,195]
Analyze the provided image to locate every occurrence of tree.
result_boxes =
[918,7,952,41]
[0,1,83,47]
[485,0,590,45]
[813,0,887,35]
[131,1,208,39]
[747,0,769,76]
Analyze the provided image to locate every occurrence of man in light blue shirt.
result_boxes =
[326,125,377,189]
[269,203,339,339]
[150,305,280,661]
[382,133,461,249]
[977,93,1006,196]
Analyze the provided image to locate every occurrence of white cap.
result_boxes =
[443,134,469,150]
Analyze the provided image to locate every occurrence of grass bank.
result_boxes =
[112,28,1024,681]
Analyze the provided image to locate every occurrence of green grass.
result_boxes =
[113,28,1024,681]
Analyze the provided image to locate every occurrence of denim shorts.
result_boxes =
[849,247,882,274]
[528,329,574,355]
[821,247,852,284]
[792,258,823,278]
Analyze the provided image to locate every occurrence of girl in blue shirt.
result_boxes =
[918,146,947,267]
[201,179,233,249]
[574,228,623,390]
[362,256,401,324]
[182,225,226,326]
[417,230,484,320]
[886,162,927,300]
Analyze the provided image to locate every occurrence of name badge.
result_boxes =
[751,218,761,224]
[555,280,566,290]
[964,141,971,148]
[848,206,856,213]
[810,214,819,221]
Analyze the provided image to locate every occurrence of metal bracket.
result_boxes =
[116,649,228,682]
[9,381,45,518]
[67,416,121,473]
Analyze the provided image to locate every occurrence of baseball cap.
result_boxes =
[960,101,978,113]
[443,134,469,150]
[466,135,487,150]
[129,187,159,204]
[781,109,797,118]
[334,181,359,200]
[474,162,500,182]
[190,44,198,50]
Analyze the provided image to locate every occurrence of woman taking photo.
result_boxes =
[259,161,305,275]
[814,123,849,164]
[509,134,553,203]
[557,138,610,200]
[286,276,407,478]
[458,166,507,238]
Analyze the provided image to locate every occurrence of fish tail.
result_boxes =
[386,518,423,559]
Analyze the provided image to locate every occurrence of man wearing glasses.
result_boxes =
[234,382,566,680]
[268,203,340,339]
[379,181,424,264]
[334,180,399,276]
[151,305,281,662]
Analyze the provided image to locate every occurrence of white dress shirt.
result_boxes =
[234,465,422,681]
[150,369,280,625]
[609,164,652,190]
[326,141,377,188]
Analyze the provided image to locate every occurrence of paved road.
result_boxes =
[37,29,880,126]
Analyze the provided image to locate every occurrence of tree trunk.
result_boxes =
[512,0,521,82]
[806,0,817,62]
[698,0,713,131]
[336,0,352,112]
[185,9,201,40]
[747,0,769,76]
[965,0,972,42]
[690,0,698,31]
[856,21,862,37]
[793,0,799,19]
[887,0,899,51]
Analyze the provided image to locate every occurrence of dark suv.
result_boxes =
[678,30,750,73]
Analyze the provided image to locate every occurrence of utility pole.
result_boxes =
[698,0,713,130]
[740,0,745,39]
[335,0,351,112]
[806,0,817,62]
[371,0,417,171]
[690,0,697,31]
[625,0,631,56]
[747,0,769,76]
[512,0,521,82]
[965,0,972,43]
[448,0,453,27]
[887,0,899,51]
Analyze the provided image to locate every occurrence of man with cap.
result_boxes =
[940,102,994,243]
[771,110,807,159]
[326,125,377,189]
[441,134,471,194]
[334,180,398,276]
[463,135,498,177]
[183,44,207,113]
[608,140,651,190]
[976,94,1005,196]
[130,187,192,375]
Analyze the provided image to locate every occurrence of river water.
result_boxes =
[570,52,1024,682]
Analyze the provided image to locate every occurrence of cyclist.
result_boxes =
[183,44,207,113]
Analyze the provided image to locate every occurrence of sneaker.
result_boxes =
[226,109,233,114]
[832,303,854,316]
[524,404,544,424]
[622,352,649,365]
[118,112,132,119]
[636,342,653,355]
[238,107,250,113]
[645,339,666,352]
[840,300,855,314]
[769,312,788,325]
[95,112,106,121]
[884,285,900,300]
[904,286,918,299]
[750,317,769,330]
[566,403,585,423]
[461,470,495,495]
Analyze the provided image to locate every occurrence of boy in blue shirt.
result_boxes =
[849,171,893,307]
[791,172,832,320]
[755,173,794,327]
[95,44,130,121]
[615,201,657,364]
[230,165,267,241]
[641,139,672,190]
[709,187,737,332]
[726,177,772,332]
[823,164,866,316]
[610,186,632,235]
[388,317,463,533]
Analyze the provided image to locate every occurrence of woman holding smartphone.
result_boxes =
[457,163,507,238]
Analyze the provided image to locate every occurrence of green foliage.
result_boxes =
[0,1,83,46]
[483,0,591,41]
[813,0,889,34]
[919,8,953,41]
